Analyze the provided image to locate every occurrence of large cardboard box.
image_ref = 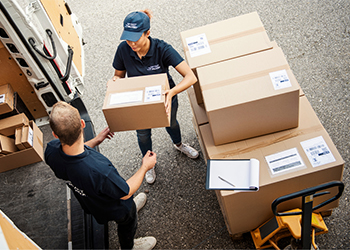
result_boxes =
[197,96,344,235]
[103,74,171,132]
[180,12,273,104]
[0,113,29,136]
[197,47,300,145]
[0,84,14,115]
[0,121,43,173]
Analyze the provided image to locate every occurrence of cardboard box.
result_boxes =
[0,92,35,121]
[0,135,18,155]
[15,127,26,150]
[187,87,209,126]
[197,47,300,145]
[0,113,29,136]
[0,121,43,173]
[180,12,273,103]
[0,84,14,115]
[102,74,171,132]
[196,96,344,235]
[21,125,34,148]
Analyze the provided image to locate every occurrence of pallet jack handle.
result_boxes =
[271,181,344,249]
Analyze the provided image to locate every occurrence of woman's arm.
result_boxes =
[163,61,197,114]
[113,69,126,80]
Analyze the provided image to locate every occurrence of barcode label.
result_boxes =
[186,33,211,58]
[0,94,4,104]
[269,69,292,90]
[265,148,305,175]
[300,136,336,167]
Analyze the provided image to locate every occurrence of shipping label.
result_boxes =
[0,94,4,104]
[269,69,292,90]
[186,33,211,58]
[28,126,34,147]
[265,148,305,175]
[109,90,143,106]
[300,136,336,167]
[144,85,162,102]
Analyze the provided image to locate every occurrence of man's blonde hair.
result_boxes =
[49,101,83,146]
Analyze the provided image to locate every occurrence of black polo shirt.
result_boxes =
[112,36,184,88]
[45,139,132,224]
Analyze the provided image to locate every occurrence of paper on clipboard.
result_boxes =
[206,159,260,191]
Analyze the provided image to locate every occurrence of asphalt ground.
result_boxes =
[0,0,348,249]
[66,0,350,249]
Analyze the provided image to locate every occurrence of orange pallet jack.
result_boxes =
[251,181,344,250]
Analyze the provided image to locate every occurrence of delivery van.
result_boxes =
[0,0,107,248]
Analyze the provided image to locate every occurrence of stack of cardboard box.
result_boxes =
[181,12,344,237]
[0,111,44,173]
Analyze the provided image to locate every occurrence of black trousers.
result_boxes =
[115,201,138,249]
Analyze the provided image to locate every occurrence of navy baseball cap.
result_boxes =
[120,11,150,42]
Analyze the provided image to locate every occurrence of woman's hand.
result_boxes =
[163,89,175,115]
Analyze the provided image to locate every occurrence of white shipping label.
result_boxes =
[269,69,292,90]
[0,94,4,104]
[28,126,34,147]
[186,33,211,58]
[300,136,336,167]
[144,85,162,102]
[265,148,305,175]
[109,90,143,106]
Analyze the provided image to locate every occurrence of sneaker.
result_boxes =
[145,167,156,184]
[134,192,147,212]
[132,236,157,250]
[174,143,199,159]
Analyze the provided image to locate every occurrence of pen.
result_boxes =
[218,176,235,187]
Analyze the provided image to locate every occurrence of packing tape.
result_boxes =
[184,27,266,52]
[209,125,324,159]
[200,65,290,91]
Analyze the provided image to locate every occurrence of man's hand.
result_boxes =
[141,151,157,171]
[84,127,114,148]
[96,127,114,144]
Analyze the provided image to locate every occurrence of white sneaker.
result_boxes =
[145,167,156,184]
[174,143,199,159]
[132,236,157,250]
[134,192,147,212]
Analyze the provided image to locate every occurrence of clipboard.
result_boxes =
[206,158,260,191]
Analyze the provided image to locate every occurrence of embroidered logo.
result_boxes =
[67,181,87,197]
[147,64,161,71]
[125,23,138,29]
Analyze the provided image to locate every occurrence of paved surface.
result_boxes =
[67,0,349,249]
[0,0,349,249]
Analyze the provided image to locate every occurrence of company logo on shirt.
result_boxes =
[67,181,87,197]
[125,23,138,29]
[147,64,161,71]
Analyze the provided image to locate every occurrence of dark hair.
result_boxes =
[141,9,152,20]
[49,101,83,146]
[141,9,152,35]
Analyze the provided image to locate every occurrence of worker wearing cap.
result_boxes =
[112,10,199,185]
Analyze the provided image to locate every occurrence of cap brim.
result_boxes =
[120,30,143,42]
